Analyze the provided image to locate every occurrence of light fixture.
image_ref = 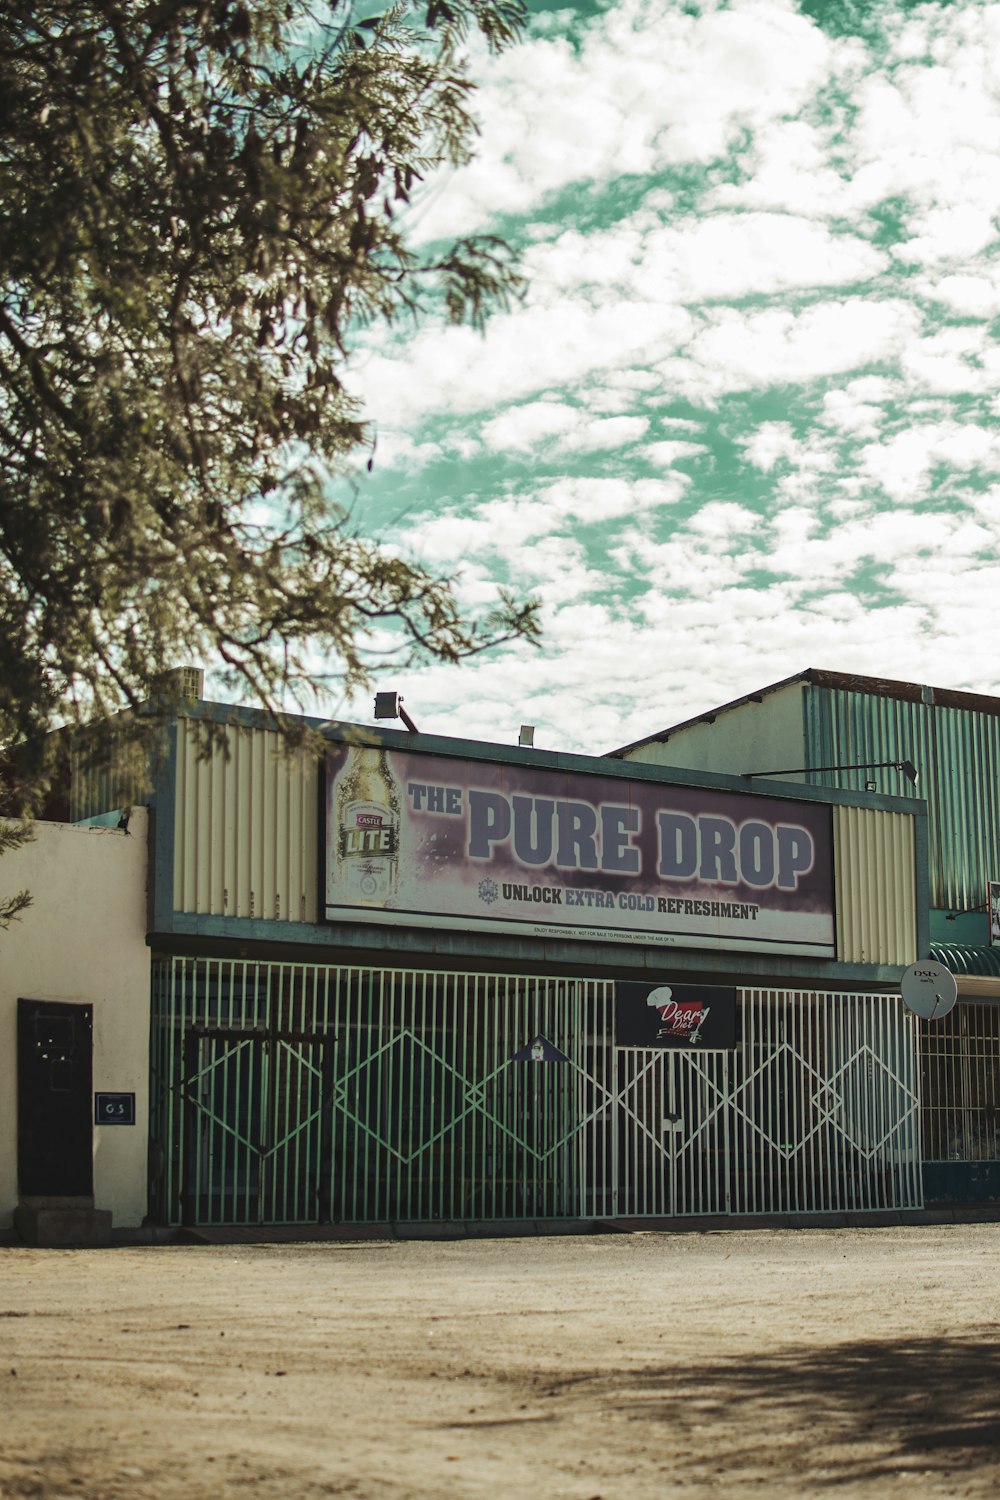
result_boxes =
[743,758,919,788]
[373,691,419,733]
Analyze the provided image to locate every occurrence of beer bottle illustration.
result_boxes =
[335,746,400,903]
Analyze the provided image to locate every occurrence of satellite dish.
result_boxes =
[900,960,958,1019]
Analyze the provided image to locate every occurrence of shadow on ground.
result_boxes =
[569,1335,1000,1487]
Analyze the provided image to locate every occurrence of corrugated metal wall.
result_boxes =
[70,752,138,823]
[70,672,204,823]
[934,704,1000,914]
[70,729,149,823]
[810,686,1000,912]
[173,718,318,922]
[834,806,917,965]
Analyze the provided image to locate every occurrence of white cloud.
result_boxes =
[901,325,994,396]
[550,476,687,524]
[404,475,688,571]
[353,296,694,430]
[368,431,443,471]
[578,368,663,416]
[858,421,1000,502]
[836,5,1000,247]
[357,562,1000,753]
[480,402,649,456]
[615,526,757,595]
[660,298,919,401]
[406,0,834,242]
[655,213,886,300]
[819,387,892,440]
[686,501,760,540]
[699,2,1000,260]
[641,440,706,468]
[335,0,1000,755]
[919,273,1000,317]
[496,534,598,609]
[526,209,886,305]
[706,119,851,217]
[556,415,651,454]
[481,401,580,452]
[740,422,800,472]
[895,206,998,267]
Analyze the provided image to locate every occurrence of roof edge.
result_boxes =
[610,667,1000,758]
[609,669,811,757]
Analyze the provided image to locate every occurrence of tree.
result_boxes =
[0,0,538,817]
[0,818,31,929]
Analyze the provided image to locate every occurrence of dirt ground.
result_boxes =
[2,1226,1000,1499]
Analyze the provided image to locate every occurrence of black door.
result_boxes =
[17,999,94,1197]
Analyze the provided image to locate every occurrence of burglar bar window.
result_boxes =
[921,1002,1000,1162]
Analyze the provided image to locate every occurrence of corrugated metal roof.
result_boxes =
[931,943,1000,977]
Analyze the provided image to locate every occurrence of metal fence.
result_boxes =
[921,1001,1000,1162]
[149,958,922,1225]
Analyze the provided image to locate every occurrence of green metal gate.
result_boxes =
[151,959,606,1225]
[181,1029,330,1225]
[149,958,921,1225]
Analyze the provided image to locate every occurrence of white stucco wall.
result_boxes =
[0,813,149,1232]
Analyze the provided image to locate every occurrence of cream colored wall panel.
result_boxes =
[622,683,807,777]
[834,805,916,966]
[0,815,150,1231]
[173,719,318,922]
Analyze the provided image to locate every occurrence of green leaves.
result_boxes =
[0,803,32,928]
[0,0,536,801]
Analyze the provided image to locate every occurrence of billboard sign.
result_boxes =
[616,982,738,1050]
[324,744,835,956]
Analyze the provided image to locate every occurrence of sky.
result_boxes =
[333,0,1000,755]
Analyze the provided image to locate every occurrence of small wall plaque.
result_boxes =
[94,1092,136,1125]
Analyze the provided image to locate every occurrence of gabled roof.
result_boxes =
[611,667,1000,758]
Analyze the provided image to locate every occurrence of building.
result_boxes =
[78,688,950,1231]
[1,815,150,1244]
[5,676,944,1239]
[614,667,1000,1204]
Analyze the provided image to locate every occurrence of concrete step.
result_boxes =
[15,1204,113,1248]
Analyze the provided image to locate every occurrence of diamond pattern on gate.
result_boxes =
[260,1041,325,1163]
[710,1042,834,1162]
[332,1029,475,1165]
[820,1044,919,1160]
[613,1053,678,1162]
[664,1034,919,1177]
[334,1028,606,1166]
[467,1042,611,1163]
[184,1037,260,1157]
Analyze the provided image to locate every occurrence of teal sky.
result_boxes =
[330,0,1000,753]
